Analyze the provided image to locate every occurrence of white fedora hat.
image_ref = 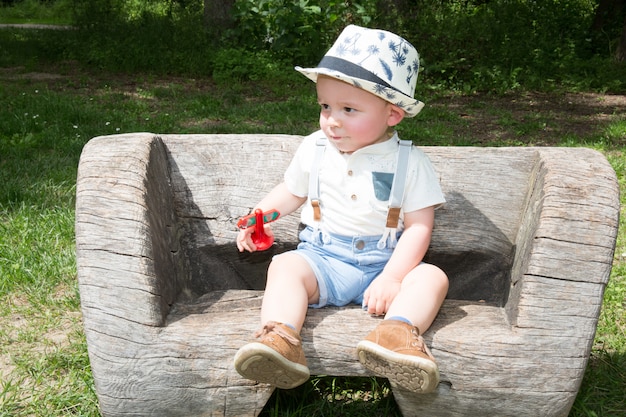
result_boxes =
[296,25,424,117]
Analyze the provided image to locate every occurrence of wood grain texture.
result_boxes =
[75,133,620,417]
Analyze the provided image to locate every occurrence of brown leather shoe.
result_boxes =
[234,321,310,389]
[357,319,439,393]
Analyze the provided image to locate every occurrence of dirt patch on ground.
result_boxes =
[0,23,73,30]
[0,69,66,80]
[429,91,626,145]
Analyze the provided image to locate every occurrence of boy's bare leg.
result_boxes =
[260,252,320,332]
[234,253,318,389]
[385,263,448,333]
[357,263,448,394]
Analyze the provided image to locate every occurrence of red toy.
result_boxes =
[237,208,280,251]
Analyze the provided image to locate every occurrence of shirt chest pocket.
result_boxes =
[371,172,394,201]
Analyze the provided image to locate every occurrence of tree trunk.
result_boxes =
[204,0,235,30]
[590,0,616,33]
[590,0,626,58]
[617,14,626,61]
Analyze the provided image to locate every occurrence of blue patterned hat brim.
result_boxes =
[295,65,424,117]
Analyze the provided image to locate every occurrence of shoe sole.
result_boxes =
[234,342,310,389]
[356,340,439,394]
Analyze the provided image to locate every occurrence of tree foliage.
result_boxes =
[26,0,621,91]
[226,0,377,63]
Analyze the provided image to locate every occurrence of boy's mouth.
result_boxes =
[327,132,345,141]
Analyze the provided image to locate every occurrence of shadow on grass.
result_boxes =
[260,376,402,417]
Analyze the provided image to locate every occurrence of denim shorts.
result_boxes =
[276,226,397,308]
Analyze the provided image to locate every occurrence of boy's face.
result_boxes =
[316,76,404,154]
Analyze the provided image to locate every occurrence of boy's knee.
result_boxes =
[416,263,449,291]
[268,252,317,287]
[432,265,449,287]
[269,252,307,273]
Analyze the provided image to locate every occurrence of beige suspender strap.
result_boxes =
[309,137,327,222]
[386,139,412,228]
[378,139,412,249]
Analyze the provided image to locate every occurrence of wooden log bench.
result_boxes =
[75,133,619,417]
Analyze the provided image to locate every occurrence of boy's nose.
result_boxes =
[327,113,341,127]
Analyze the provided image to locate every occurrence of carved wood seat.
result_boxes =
[75,133,619,417]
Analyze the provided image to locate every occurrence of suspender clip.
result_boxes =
[385,207,401,228]
[311,199,322,221]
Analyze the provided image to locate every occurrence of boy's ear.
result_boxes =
[387,104,405,127]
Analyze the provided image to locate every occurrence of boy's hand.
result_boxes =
[236,225,274,253]
[362,275,402,316]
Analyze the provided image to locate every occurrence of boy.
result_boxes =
[234,25,448,394]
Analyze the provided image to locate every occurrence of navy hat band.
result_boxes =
[317,56,397,93]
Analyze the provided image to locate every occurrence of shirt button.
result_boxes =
[347,170,353,176]
[355,240,365,250]
[351,194,357,200]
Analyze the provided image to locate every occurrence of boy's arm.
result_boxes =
[254,182,307,217]
[237,182,307,252]
[362,206,435,315]
[381,206,434,278]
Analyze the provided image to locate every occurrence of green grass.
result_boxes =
[0,24,625,417]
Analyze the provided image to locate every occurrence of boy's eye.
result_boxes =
[320,104,330,110]
[344,107,355,113]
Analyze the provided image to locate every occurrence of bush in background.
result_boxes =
[226,0,377,65]
[0,0,72,24]
[374,0,615,92]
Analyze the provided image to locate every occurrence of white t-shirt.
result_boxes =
[284,130,445,236]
